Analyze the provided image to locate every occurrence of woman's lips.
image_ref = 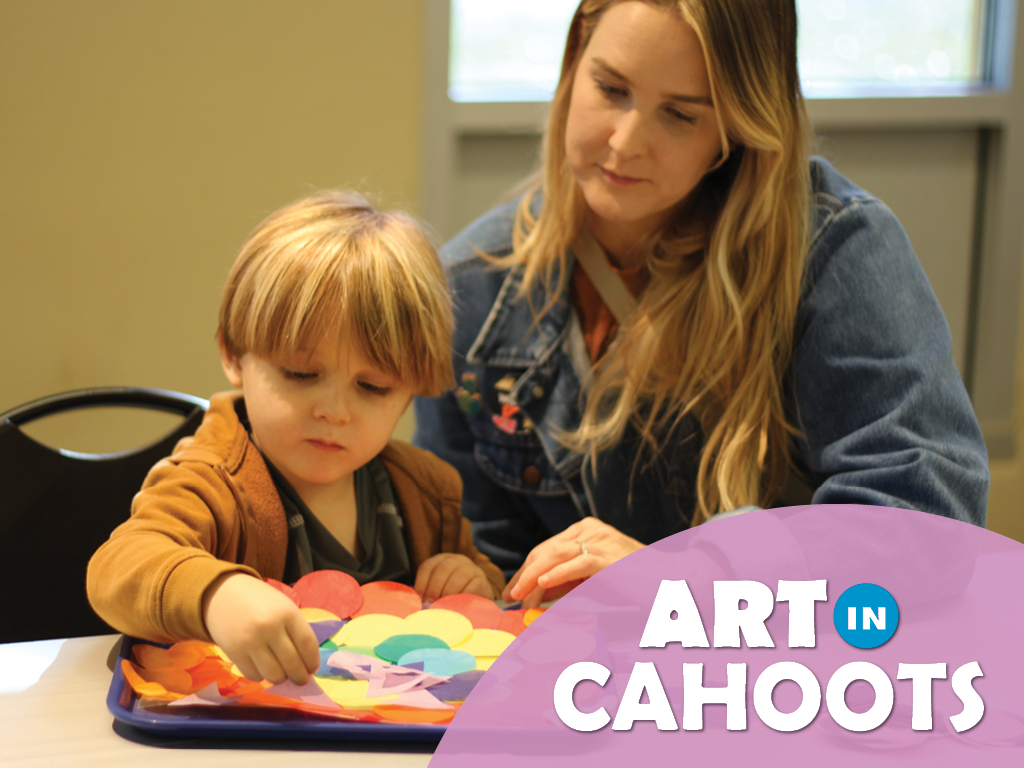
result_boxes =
[600,167,643,185]
[308,439,343,452]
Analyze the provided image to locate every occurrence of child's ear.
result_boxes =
[218,334,244,388]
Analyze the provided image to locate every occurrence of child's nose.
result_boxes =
[313,392,351,424]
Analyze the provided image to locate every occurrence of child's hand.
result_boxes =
[414,553,494,603]
[202,572,320,685]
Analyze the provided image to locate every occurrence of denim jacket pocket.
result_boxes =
[471,422,568,497]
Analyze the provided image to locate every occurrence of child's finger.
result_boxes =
[268,632,312,686]
[438,566,475,597]
[414,554,450,597]
[289,616,322,674]
[250,646,288,685]
[422,557,460,602]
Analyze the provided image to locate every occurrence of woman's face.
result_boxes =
[565,1,725,258]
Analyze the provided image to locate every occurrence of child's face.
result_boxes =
[220,336,414,501]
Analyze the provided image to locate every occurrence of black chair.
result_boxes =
[0,387,208,643]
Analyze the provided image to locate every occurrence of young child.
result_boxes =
[87,191,505,687]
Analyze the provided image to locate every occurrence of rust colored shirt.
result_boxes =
[571,254,647,362]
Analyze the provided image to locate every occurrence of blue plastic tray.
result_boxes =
[107,635,446,741]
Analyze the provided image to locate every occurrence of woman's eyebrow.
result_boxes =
[591,56,714,106]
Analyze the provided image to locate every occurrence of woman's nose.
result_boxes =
[608,109,646,158]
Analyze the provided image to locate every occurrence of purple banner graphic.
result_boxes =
[432,505,1024,766]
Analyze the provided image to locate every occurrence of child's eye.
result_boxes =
[358,381,391,397]
[282,369,317,381]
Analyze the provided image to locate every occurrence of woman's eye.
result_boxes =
[359,381,391,397]
[596,80,627,99]
[666,107,696,124]
[282,369,317,381]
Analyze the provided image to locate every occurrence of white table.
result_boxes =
[0,634,435,766]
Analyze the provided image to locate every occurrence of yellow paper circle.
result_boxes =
[301,607,341,623]
[405,608,474,647]
[453,628,515,657]
[332,613,413,647]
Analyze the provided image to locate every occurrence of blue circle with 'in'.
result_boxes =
[833,583,899,649]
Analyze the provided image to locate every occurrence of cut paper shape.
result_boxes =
[301,607,341,623]
[373,688,454,711]
[366,667,443,697]
[317,678,397,710]
[121,659,187,701]
[406,608,474,647]
[426,670,486,702]
[430,594,502,629]
[474,657,496,671]
[353,581,422,618]
[264,577,302,606]
[167,682,236,707]
[320,638,338,651]
[293,570,363,619]
[372,704,454,724]
[494,609,527,637]
[133,641,208,671]
[186,658,237,690]
[310,620,345,645]
[316,649,355,679]
[523,607,545,626]
[332,613,413,647]
[337,645,382,660]
[264,677,340,709]
[453,628,515,657]
[397,648,477,677]
[374,633,450,664]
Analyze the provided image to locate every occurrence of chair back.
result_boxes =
[0,387,208,643]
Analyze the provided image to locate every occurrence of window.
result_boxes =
[449,0,989,102]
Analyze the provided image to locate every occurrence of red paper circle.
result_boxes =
[291,570,363,619]
[430,593,502,629]
[494,608,527,636]
[353,581,422,618]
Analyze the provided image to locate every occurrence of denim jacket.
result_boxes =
[414,158,989,576]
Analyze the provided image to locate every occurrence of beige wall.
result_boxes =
[3,1,1021,541]
[0,0,423,451]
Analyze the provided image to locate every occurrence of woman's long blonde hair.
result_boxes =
[506,0,811,522]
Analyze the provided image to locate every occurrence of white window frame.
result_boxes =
[422,0,1024,457]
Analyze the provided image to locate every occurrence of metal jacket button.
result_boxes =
[532,385,545,400]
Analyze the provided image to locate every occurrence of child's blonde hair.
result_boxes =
[218,190,455,396]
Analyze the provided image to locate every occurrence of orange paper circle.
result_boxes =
[352,581,422,618]
[429,593,502,629]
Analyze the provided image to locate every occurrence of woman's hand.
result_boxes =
[415,553,494,602]
[202,572,321,686]
[503,518,645,608]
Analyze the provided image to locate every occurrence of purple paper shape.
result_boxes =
[427,670,486,703]
[310,620,345,645]
[433,505,1024,766]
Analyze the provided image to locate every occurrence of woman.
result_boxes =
[414,0,988,607]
